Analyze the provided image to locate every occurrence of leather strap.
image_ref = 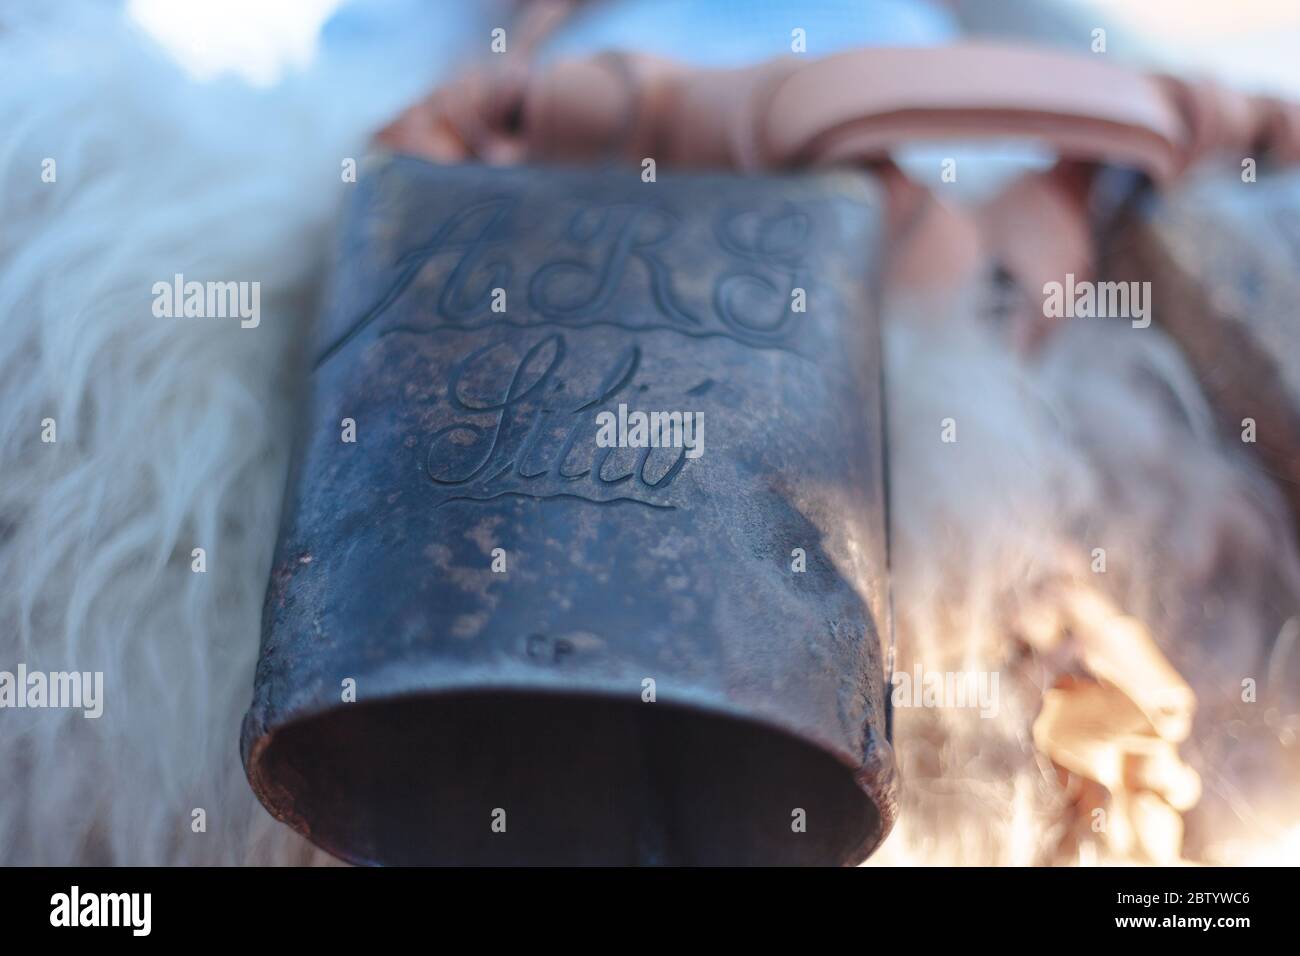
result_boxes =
[380,43,1300,180]
[762,45,1184,179]
[375,42,1300,343]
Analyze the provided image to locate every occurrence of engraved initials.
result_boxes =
[529,204,700,326]
[426,334,690,507]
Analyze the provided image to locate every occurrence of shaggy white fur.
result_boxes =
[3,1,1297,866]
[877,292,1300,865]
[0,1,478,864]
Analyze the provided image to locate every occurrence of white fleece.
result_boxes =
[876,292,1300,865]
[0,0,473,864]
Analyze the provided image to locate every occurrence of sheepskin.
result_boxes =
[0,0,472,864]
[876,292,1300,865]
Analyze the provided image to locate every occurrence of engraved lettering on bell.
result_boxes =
[316,190,818,367]
[425,335,692,509]
[243,157,895,866]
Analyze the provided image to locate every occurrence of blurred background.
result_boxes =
[119,0,1300,93]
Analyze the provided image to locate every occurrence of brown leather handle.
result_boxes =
[757,45,1186,179]
[375,41,1300,353]
[380,42,1300,185]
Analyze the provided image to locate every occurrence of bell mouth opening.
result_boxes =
[246,690,883,866]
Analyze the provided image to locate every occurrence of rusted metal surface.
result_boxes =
[242,155,895,865]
